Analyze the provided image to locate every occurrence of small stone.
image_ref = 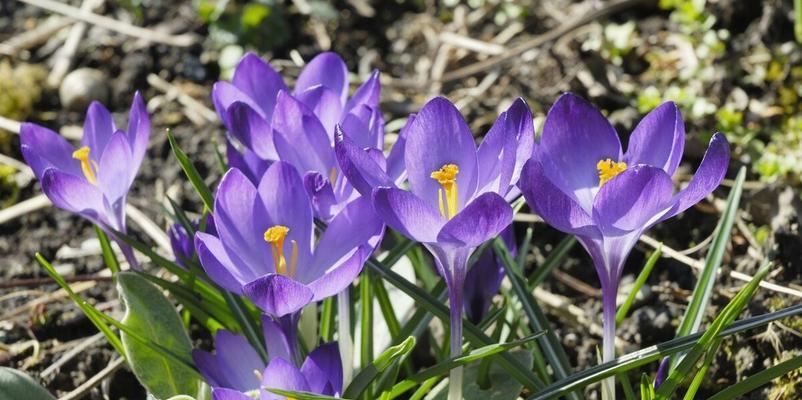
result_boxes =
[59,68,109,111]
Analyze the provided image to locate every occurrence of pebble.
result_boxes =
[59,68,109,111]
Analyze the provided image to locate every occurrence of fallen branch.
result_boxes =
[17,0,199,47]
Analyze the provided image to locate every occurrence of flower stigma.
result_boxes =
[431,163,459,219]
[72,146,98,184]
[263,225,299,277]
[597,159,627,187]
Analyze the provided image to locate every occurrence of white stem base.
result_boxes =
[338,290,353,386]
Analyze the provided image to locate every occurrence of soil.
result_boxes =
[1,0,800,399]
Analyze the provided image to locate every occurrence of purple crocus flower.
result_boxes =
[20,93,150,268]
[463,226,515,325]
[337,96,534,400]
[194,317,343,399]
[212,52,388,221]
[517,93,729,399]
[168,215,216,267]
[194,161,383,357]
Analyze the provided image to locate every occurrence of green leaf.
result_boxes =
[616,245,661,325]
[493,238,577,398]
[671,167,745,369]
[425,351,534,400]
[795,0,802,43]
[708,354,802,400]
[117,272,201,398]
[0,367,56,400]
[527,300,802,399]
[167,129,214,210]
[344,336,416,399]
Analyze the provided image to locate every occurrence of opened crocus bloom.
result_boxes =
[518,93,730,399]
[20,92,150,268]
[194,317,343,400]
[212,52,394,221]
[194,161,383,355]
[339,96,533,400]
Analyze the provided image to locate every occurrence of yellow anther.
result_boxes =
[72,146,98,184]
[263,225,298,277]
[431,164,459,219]
[597,158,627,187]
[328,166,338,185]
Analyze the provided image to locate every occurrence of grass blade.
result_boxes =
[671,167,745,370]
[167,129,214,210]
[95,226,120,274]
[527,300,802,399]
[493,238,579,398]
[616,245,661,325]
[707,354,802,400]
[527,236,576,288]
[344,337,416,398]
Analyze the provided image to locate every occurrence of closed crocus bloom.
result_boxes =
[20,92,150,268]
[212,52,384,221]
[194,317,343,400]
[518,93,729,399]
[356,97,533,400]
[463,226,515,325]
[194,161,383,357]
[168,215,216,267]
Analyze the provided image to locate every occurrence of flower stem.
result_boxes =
[601,287,617,400]
[448,284,464,400]
[338,289,354,386]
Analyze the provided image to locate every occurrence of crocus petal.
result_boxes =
[307,247,367,302]
[126,91,150,169]
[300,342,343,396]
[335,128,393,196]
[295,52,349,106]
[660,133,730,222]
[592,166,674,236]
[372,187,445,243]
[436,192,513,247]
[41,168,104,225]
[303,171,338,222]
[20,123,82,179]
[385,114,412,185]
[340,105,381,149]
[195,232,251,292]
[272,91,336,175]
[405,97,478,209]
[257,161,314,268]
[537,93,622,212]
[231,53,287,121]
[243,274,314,318]
[476,98,534,196]
[518,159,597,237]
[193,330,263,391]
[307,196,383,282]
[227,101,278,160]
[214,168,272,273]
[262,316,293,363]
[81,101,116,154]
[345,69,381,115]
[295,86,342,138]
[98,131,134,200]
[624,101,685,176]
[261,358,311,400]
[211,82,265,129]
[226,141,271,184]
[211,388,252,400]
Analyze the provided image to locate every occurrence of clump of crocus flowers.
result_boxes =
[20,52,729,400]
